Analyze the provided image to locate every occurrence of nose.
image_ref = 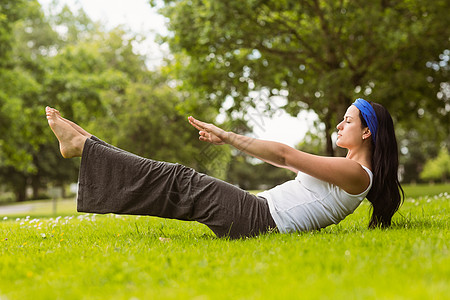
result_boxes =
[336,121,343,130]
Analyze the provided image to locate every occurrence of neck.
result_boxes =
[346,144,372,170]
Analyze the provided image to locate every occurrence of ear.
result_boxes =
[362,128,372,140]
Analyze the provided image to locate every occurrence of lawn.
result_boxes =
[0,185,449,299]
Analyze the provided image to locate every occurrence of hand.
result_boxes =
[188,116,227,145]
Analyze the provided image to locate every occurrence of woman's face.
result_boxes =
[335,105,369,149]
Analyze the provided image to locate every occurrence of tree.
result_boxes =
[0,2,113,201]
[0,1,228,201]
[0,0,45,201]
[0,3,133,200]
[0,0,27,65]
[226,155,293,190]
[156,0,449,161]
[420,148,450,183]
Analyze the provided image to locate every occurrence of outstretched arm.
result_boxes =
[188,116,296,171]
[188,116,371,195]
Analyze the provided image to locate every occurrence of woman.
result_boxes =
[46,98,403,239]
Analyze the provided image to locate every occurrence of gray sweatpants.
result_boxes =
[77,137,277,239]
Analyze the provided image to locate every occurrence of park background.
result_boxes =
[0,0,449,299]
[0,0,448,203]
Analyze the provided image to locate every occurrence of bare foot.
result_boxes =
[48,107,92,138]
[46,106,87,158]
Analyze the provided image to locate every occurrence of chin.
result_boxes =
[335,141,347,150]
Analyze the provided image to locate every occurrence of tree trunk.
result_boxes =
[31,176,41,199]
[58,181,67,198]
[11,173,28,202]
[15,186,27,202]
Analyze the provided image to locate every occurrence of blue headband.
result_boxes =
[352,98,378,144]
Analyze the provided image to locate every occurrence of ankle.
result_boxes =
[75,136,88,155]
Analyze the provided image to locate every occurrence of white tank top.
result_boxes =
[258,166,373,233]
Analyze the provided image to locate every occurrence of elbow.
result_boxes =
[276,144,291,167]
[279,144,304,170]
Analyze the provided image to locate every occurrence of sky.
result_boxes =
[37,0,312,147]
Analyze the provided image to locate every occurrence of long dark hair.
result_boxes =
[359,101,404,228]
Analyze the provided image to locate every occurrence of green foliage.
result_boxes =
[1,0,448,201]
[420,148,450,182]
[296,121,328,156]
[0,1,227,200]
[158,0,450,162]
[0,192,449,299]
[0,0,27,65]
[103,81,205,166]
[227,155,293,190]
[0,1,47,200]
[0,2,109,201]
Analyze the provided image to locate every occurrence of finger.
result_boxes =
[199,131,210,140]
[190,116,209,129]
[190,122,203,131]
[188,116,204,131]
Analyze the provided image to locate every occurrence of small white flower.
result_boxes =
[3,217,7,220]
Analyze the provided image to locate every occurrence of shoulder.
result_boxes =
[328,159,372,195]
[283,149,371,195]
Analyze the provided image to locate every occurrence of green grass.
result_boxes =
[0,185,449,299]
[402,183,449,199]
[0,198,77,219]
